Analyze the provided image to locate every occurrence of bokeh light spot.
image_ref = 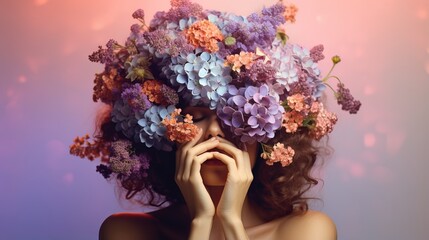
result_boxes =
[364,85,376,95]
[91,20,106,31]
[34,0,48,6]
[350,162,365,178]
[18,75,27,84]
[63,173,75,185]
[364,133,376,148]
[416,8,428,20]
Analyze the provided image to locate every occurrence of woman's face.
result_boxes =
[182,107,258,186]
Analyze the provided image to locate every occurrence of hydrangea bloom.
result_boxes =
[71,0,362,179]
[217,84,285,143]
[137,105,176,151]
[165,49,232,109]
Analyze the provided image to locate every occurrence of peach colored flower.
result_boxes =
[225,51,256,72]
[282,111,304,133]
[309,103,338,140]
[284,4,298,23]
[93,67,124,103]
[287,93,308,112]
[265,143,295,167]
[162,108,199,143]
[69,134,110,163]
[185,20,224,52]
[141,80,164,104]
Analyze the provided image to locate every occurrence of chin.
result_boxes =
[201,163,228,186]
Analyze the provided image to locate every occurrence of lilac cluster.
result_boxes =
[121,84,152,113]
[217,84,284,143]
[143,29,193,57]
[239,60,277,84]
[336,83,361,114]
[209,4,285,56]
[149,0,204,29]
[96,140,151,179]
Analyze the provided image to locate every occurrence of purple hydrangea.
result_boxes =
[217,84,285,143]
[268,39,326,99]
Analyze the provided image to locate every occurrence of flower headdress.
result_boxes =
[70,0,361,180]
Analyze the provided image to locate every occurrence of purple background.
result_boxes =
[1,0,428,239]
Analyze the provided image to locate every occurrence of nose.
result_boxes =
[204,114,225,140]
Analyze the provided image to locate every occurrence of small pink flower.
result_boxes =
[225,51,256,72]
[162,108,199,143]
[186,20,224,52]
[282,111,304,133]
[265,143,295,167]
[309,103,338,140]
[287,93,308,112]
[284,4,298,23]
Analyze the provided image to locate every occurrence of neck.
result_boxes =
[205,185,265,228]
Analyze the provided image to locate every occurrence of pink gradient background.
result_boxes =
[1,0,428,239]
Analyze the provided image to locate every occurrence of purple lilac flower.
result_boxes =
[239,60,276,84]
[111,140,132,159]
[170,34,194,57]
[143,29,173,56]
[121,84,152,113]
[161,85,179,105]
[132,9,145,20]
[137,105,175,151]
[336,83,361,114]
[88,40,117,65]
[149,0,203,29]
[310,44,325,62]
[110,156,141,177]
[96,164,113,179]
[130,24,142,35]
[217,84,285,143]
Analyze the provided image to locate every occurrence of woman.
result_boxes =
[70,0,360,239]
[96,106,337,240]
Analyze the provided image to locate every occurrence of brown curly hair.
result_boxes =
[95,104,326,221]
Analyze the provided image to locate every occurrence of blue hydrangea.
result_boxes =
[164,48,232,109]
[111,99,143,141]
[137,105,175,151]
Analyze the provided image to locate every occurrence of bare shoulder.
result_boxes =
[99,212,161,240]
[99,205,189,240]
[276,210,337,240]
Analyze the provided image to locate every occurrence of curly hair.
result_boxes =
[95,105,326,220]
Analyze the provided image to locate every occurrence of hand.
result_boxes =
[213,138,253,239]
[175,129,218,219]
